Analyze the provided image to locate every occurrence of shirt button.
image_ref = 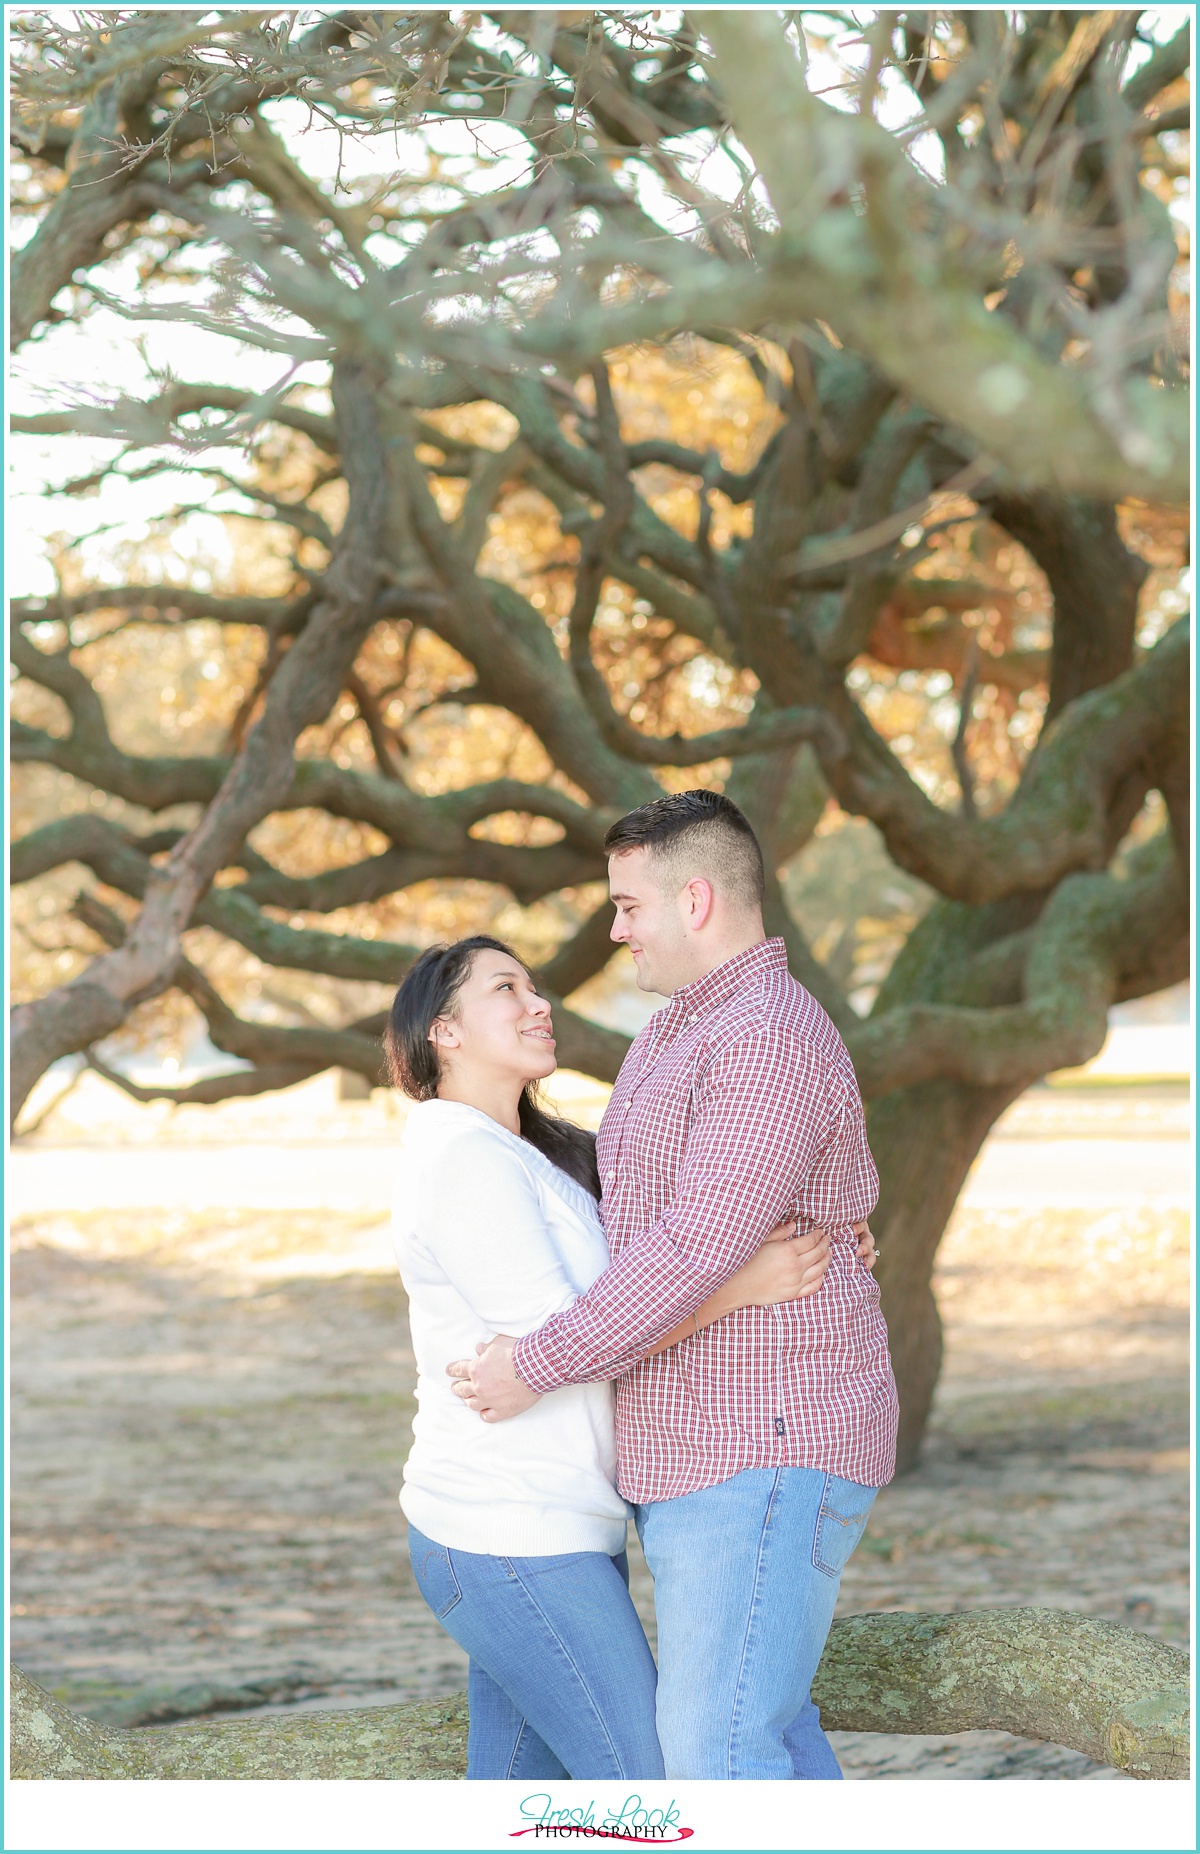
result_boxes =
[687,1012,698,1024]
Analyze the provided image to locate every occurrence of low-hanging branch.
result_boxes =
[12,813,608,953]
[67,886,631,1099]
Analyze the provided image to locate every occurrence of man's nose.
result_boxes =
[610,914,627,943]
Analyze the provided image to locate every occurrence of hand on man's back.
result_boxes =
[751,1216,877,1303]
[855,1220,879,1269]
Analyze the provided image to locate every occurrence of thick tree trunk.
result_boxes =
[11,1612,1188,1779]
[869,1077,1027,1474]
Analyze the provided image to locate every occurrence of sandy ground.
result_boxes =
[8,1083,1191,1780]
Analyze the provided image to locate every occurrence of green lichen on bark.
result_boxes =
[810,1608,1190,1780]
[12,1608,1188,1782]
[9,1666,469,1781]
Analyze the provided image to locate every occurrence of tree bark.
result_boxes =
[10,84,136,349]
[869,1077,1027,1472]
[11,1611,1188,1779]
[988,496,1147,720]
[810,1610,1189,1779]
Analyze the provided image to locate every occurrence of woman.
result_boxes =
[386,935,860,1782]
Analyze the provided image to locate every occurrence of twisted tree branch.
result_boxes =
[10,358,391,1124]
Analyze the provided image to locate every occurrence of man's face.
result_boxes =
[608,847,691,995]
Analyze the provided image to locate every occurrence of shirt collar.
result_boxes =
[668,937,786,1025]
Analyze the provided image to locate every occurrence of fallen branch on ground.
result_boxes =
[11,1609,1187,1780]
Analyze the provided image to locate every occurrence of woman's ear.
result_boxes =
[429,1016,457,1051]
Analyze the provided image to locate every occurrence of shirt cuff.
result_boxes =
[511,1324,571,1395]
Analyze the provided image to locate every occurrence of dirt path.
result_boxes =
[9,1104,1190,1780]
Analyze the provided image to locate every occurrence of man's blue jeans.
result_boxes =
[408,1524,664,1781]
[636,1465,877,1779]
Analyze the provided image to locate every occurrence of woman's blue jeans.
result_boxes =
[407,1524,664,1781]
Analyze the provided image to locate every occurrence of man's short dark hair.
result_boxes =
[603,790,765,911]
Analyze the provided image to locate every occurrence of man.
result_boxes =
[452,790,898,1780]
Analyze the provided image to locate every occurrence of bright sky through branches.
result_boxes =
[7,6,1189,600]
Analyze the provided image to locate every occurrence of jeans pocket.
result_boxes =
[812,1473,877,1579]
[411,1540,463,1619]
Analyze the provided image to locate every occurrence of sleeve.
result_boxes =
[414,1130,579,1336]
[511,1023,832,1391]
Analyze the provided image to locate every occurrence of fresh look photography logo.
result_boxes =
[510,1792,694,1843]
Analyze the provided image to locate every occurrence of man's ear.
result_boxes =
[682,877,714,931]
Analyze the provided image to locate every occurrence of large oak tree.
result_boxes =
[10,8,1190,1466]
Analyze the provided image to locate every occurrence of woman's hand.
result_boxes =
[723,1218,832,1308]
[642,1215,880,1360]
[854,1219,879,1269]
[725,1216,878,1311]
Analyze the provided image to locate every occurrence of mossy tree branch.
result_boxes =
[10,1611,1188,1780]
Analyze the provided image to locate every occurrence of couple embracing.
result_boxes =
[388,790,898,1782]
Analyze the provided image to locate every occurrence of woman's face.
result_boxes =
[431,950,557,1086]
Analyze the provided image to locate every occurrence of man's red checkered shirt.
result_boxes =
[512,938,899,1503]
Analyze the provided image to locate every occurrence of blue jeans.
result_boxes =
[407,1524,664,1781]
[636,1465,876,1779]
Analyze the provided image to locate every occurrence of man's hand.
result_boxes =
[446,1334,542,1423]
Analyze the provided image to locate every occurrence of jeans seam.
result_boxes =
[811,1468,836,1577]
[505,1563,625,1777]
[506,1719,529,1780]
[724,1466,783,1781]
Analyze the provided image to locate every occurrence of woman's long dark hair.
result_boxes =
[384,935,600,1200]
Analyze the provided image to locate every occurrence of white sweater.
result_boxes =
[392,1098,630,1557]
